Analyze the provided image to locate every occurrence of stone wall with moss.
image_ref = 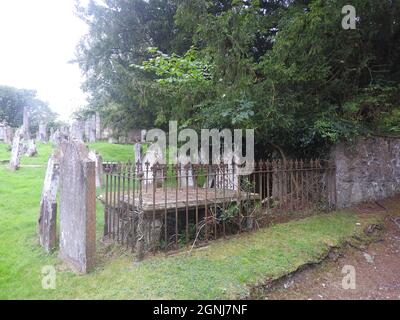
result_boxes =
[331,137,400,208]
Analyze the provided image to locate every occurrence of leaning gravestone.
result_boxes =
[9,128,24,171]
[59,141,96,273]
[38,153,60,252]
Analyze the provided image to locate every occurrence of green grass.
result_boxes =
[87,142,135,162]
[0,142,381,299]
[0,143,11,161]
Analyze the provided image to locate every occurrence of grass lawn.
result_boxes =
[0,142,382,299]
[87,142,135,162]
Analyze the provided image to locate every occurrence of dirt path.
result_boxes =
[262,197,400,300]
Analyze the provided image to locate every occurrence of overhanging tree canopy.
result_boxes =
[75,0,400,157]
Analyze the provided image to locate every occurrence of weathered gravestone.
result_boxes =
[37,122,48,143]
[9,128,24,171]
[22,107,31,140]
[108,137,118,144]
[0,123,5,141]
[177,154,194,188]
[50,129,66,146]
[85,116,96,143]
[71,121,84,142]
[95,112,101,141]
[60,125,70,138]
[134,143,142,164]
[88,150,104,188]
[50,129,59,144]
[4,126,13,145]
[26,140,38,157]
[141,130,147,143]
[38,153,60,252]
[141,145,165,188]
[59,141,96,273]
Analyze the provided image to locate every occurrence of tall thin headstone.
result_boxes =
[134,143,142,164]
[37,122,48,142]
[141,145,164,188]
[50,129,62,145]
[59,141,96,273]
[23,107,30,140]
[90,115,97,142]
[9,128,23,171]
[0,123,5,141]
[38,153,60,252]
[84,120,90,142]
[178,154,194,188]
[85,116,96,142]
[95,112,101,141]
[88,150,104,188]
[4,126,13,145]
[71,121,84,142]
[141,130,147,143]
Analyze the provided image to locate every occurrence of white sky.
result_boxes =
[0,0,89,121]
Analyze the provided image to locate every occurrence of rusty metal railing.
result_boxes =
[100,159,336,259]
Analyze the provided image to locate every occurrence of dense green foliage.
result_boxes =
[75,0,400,157]
[0,85,57,133]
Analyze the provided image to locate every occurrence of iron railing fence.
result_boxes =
[101,160,336,258]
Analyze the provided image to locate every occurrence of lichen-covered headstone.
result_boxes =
[9,128,24,171]
[59,141,96,273]
[38,153,60,252]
